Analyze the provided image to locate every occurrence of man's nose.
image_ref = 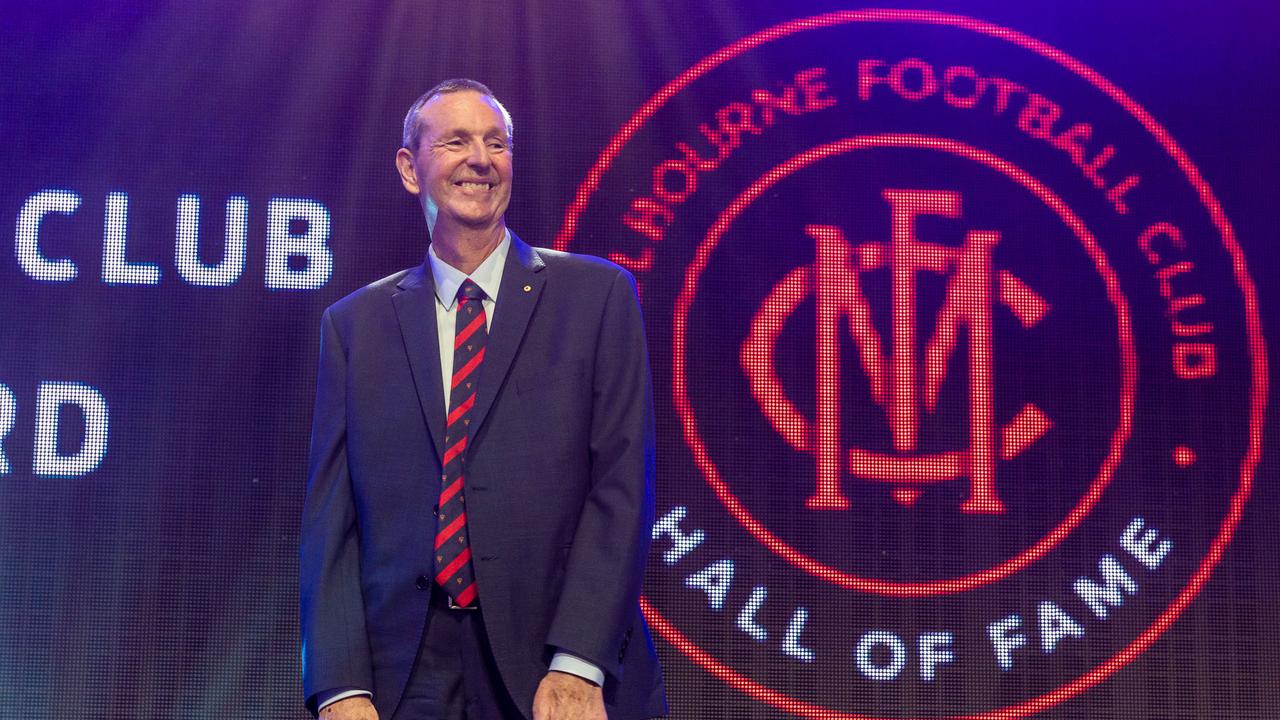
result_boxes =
[465,140,491,168]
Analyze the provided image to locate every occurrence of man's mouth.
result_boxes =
[455,181,494,191]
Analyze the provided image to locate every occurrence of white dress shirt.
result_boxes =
[429,232,507,403]
[317,231,602,712]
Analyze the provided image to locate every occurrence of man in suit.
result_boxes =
[299,79,667,720]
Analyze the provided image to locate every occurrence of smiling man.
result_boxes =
[300,79,667,720]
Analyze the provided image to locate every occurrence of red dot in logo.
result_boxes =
[1174,445,1196,466]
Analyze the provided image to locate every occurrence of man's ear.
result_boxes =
[395,147,420,195]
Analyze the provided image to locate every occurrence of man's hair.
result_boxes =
[401,78,514,152]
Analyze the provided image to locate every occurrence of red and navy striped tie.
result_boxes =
[434,278,486,608]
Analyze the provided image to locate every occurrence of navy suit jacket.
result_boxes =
[299,233,667,720]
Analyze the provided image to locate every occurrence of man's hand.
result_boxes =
[318,695,378,720]
[532,670,607,720]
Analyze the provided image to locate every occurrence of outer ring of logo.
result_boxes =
[672,133,1137,597]
[556,9,1268,719]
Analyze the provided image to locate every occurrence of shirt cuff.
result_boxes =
[550,650,606,686]
[317,688,372,712]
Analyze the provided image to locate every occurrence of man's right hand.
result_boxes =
[319,696,378,720]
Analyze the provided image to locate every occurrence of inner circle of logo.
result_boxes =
[557,9,1267,720]
[673,133,1137,596]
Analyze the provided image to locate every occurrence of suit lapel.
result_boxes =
[470,232,546,438]
[392,264,447,461]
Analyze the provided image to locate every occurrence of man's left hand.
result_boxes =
[532,670,607,720]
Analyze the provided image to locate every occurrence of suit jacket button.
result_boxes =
[416,575,431,591]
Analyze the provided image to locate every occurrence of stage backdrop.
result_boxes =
[1,1,1276,718]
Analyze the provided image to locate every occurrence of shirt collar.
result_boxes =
[427,228,510,311]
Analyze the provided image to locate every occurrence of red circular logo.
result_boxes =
[558,9,1266,719]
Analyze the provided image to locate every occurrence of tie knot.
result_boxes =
[457,279,486,302]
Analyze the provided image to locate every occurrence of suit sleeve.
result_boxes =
[299,308,374,715]
[545,268,656,680]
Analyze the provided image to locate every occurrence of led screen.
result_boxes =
[1,2,1275,718]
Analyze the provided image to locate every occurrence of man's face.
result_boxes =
[401,90,512,234]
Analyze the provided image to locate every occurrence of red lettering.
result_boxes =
[880,189,961,453]
[751,83,803,126]
[714,102,762,144]
[1139,222,1185,265]
[942,65,985,109]
[652,159,698,204]
[988,77,1026,114]
[1138,223,1216,373]
[619,68,848,283]
[697,121,738,156]
[857,59,890,101]
[675,141,724,173]
[694,108,753,158]
[1082,144,1116,189]
[888,58,938,102]
[808,223,855,510]
[1017,93,1062,139]
[622,198,673,243]
[857,58,1134,219]
[1170,295,1212,336]
[1174,343,1216,379]
[1051,122,1093,168]
[796,67,837,110]
[1106,174,1140,215]
[1155,260,1193,300]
